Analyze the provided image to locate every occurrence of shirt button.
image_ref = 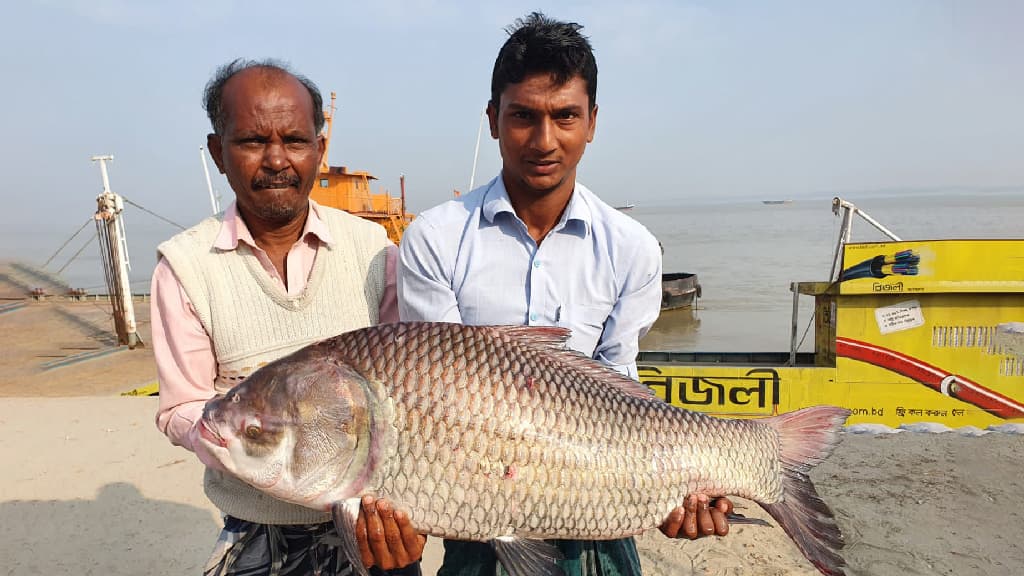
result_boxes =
[529,313,538,322]
[533,261,541,269]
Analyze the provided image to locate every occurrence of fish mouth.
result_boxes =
[199,418,227,447]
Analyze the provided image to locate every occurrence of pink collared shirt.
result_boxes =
[151,200,398,450]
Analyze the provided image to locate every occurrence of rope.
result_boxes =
[56,234,97,275]
[793,202,841,356]
[122,196,187,230]
[43,218,93,268]
[795,313,815,353]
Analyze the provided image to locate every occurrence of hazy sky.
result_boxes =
[3,0,1022,262]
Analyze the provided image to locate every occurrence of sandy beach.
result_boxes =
[2,394,1021,576]
[3,266,1023,575]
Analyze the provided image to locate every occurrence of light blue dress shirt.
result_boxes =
[398,175,662,376]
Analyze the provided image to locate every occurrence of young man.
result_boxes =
[151,59,423,575]
[398,13,731,576]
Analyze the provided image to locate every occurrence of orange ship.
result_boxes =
[310,92,414,243]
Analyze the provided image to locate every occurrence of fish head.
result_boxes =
[197,346,376,508]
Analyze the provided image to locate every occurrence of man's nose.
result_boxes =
[529,118,556,152]
[262,141,287,171]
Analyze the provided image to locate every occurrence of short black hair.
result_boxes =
[202,58,325,136]
[490,12,598,109]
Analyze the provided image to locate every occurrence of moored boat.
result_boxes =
[661,272,701,311]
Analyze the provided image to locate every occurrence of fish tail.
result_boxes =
[759,405,851,576]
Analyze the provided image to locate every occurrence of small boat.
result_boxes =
[661,272,701,311]
[615,203,636,211]
[762,199,794,205]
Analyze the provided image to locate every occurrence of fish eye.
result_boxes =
[245,423,262,438]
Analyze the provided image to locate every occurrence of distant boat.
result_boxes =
[615,203,636,211]
[762,199,794,205]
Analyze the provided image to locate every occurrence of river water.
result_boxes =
[635,190,1024,352]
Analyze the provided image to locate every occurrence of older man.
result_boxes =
[151,59,423,575]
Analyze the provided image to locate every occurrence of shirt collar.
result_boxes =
[213,199,335,251]
[480,175,592,237]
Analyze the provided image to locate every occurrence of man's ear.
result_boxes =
[206,133,226,174]
[317,133,326,168]
[587,104,598,143]
[486,101,499,139]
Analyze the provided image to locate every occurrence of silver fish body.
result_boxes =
[201,322,849,576]
[348,324,781,539]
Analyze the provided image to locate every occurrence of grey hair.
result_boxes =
[202,58,325,135]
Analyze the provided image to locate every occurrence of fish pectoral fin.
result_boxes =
[332,499,371,576]
[725,513,772,527]
[490,536,565,576]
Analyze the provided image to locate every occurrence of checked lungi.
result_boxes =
[203,516,421,576]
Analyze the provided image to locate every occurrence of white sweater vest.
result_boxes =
[158,206,389,524]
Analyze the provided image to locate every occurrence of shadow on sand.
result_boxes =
[1,482,220,575]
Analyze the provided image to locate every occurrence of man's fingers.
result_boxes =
[378,500,410,566]
[364,496,393,569]
[697,496,715,535]
[682,494,699,539]
[710,496,732,536]
[658,506,685,538]
[355,496,375,568]
[663,495,735,540]
[394,509,427,561]
[710,507,730,536]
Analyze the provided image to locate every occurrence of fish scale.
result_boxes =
[332,322,782,541]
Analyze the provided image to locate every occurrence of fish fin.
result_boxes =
[725,513,772,527]
[563,356,657,401]
[496,325,656,401]
[497,325,573,348]
[490,537,565,576]
[332,499,371,576]
[759,405,851,576]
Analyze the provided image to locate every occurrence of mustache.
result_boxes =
[252,173,301,189]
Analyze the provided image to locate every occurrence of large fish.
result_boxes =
[197,322,850,576]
